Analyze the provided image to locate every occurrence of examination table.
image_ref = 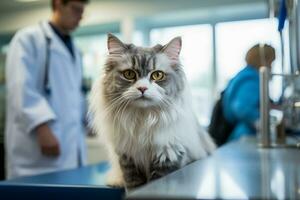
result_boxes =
[1,137,299,200]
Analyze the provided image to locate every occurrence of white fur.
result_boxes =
[89,71,216,187]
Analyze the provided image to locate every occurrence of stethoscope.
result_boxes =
[39,23,52,95]
[39,22,89,95]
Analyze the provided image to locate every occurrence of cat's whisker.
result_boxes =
[101,101,122,117]
[113,99,129,122]
[111,100,126,134]
[101,97,126,120]
[103,92,124,98]
[106,93,134,124]
[160,98,172,108]
[116,99,131,134]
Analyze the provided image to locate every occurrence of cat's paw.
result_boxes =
[105,169,125,188]
[149,145,184,180]
[155,144,185,165]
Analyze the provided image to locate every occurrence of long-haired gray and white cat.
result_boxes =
[89,33,216,188]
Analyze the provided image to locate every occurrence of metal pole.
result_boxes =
[259,66,271,148]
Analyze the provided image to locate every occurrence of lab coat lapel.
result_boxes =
[42,21,83,88]
[41,21,73,61]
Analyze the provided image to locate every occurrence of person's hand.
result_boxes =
[35,123,60,157]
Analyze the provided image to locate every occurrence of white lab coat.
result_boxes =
[5,21,87,179]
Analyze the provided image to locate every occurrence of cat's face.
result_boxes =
[102,34,185,109]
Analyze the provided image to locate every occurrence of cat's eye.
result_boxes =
[122,69,137,80]
[151,71,165,81]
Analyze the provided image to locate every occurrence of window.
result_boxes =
[74,33,121,92]
[75,34,108,82]
[150,24,213,125]
[216,18,289,98]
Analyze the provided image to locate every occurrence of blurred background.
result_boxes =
[0,0,288,164]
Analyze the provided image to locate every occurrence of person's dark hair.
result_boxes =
[51,0,89,11]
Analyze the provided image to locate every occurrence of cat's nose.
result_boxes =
[137,87,148,94]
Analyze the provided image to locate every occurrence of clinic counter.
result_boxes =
[1,137,300,200]
[0,162,124,200]
[127,137,300,200]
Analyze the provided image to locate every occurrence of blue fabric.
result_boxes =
[222,65,260,141]
[278,0,287,32]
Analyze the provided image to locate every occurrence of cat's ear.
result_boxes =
[152,44,163,53]
[107,33,127,54]
[162,37,182,62]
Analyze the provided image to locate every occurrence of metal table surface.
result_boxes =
[0,162,124,200]
[127,138,300,200]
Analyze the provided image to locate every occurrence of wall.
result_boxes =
[0,0,268,35]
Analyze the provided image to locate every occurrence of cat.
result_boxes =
[89,33,216,189]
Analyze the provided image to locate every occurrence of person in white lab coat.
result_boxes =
[5,0,89,179]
